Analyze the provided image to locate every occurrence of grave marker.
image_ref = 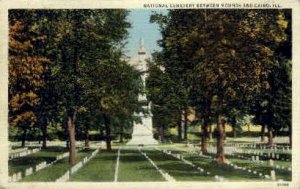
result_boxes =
[270,170,276,181]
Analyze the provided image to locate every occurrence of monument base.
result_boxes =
[127,134,158,146]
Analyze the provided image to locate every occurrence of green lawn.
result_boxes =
[10,144,292,182]
[183,153,262,181]
[69,150,117,182]
[118,149,165,182]
[9,146,68,176]
[226,156,291,181]
[145,149,214,181]
[21,148,93,182]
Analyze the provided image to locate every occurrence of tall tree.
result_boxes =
[151,9,289,163]
[9,13,49,147]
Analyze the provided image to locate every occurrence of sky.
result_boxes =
[124,9,168,58]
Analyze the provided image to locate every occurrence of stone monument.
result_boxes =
[127,39,158,146]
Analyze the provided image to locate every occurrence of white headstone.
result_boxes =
[256,156,260,161]
[17,172,22,181]
[270,170,276,181]
[12,174,17,182]
[269,159,274,166]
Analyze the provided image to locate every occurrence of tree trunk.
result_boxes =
[260,124,266,142]
[67,112,77,165]
[177,117,182,141]
[119,124,124,143]
[216,98,225,163]
[232,117,237,138]
[201,117,208,154]
[222,119,226,140]
[268,127,274,146]
[41,119,47,149]
[84,126,89,148]
[21,127,27,148]
[104,115,112,151]
[183,110,188,141]
[99,127,104,140]
[232,125,237,138]
[209,124,213,141]
[159,126,164,142]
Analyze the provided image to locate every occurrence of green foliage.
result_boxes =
[150,9,291,140]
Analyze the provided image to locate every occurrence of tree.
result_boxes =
[9,13,49,147]
[151,9,289,163]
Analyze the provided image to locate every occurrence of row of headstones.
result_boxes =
[190,144,292,174]
[246,151,290,161]
[238,150,290,162]
[163,149,234,182]
[56,147,101,182]
[160,149,212,178]
[8,149,81,182]
[243,144,291,151]
[204,143,291,163]
[9,148,41,160]
[225,161,278,181]
[54,146,85,162]
[8,161,47,182]
[140,149,176,182]
[268,159,292,172]
[162,148,287,182]
[188,143,291,171]
[9,147,28,153]
[56,152,69,160]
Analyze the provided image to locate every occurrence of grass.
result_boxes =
[9,146,68,176]
[158,145,291,181]
[145,149,214,181]
[69,150,117,182]
[226,156,292,181]
[10,143,292,182]
[183,154,262,181]
[118,149,165,182]
[21,148,93,182]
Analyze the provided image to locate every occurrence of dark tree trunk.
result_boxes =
[21,127,27,148]
[159,126,164,142]
[84,126,89,148]
[216,98,225,163]
[208,124,213,141]
[222,119,226,140]
[183,110,188,141]
[99,127,104,140]
[201,117,208,155]
[232,125,237,138]
[119,124,124,143]
[260,124,266,142]
[177,117,182,141]
[104,115,112,151]
[232,117,237,138]
[41,119,48,149]
[67,111,77,165]
[268,127,274,146]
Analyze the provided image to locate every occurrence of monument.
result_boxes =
[127,39,158,146]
